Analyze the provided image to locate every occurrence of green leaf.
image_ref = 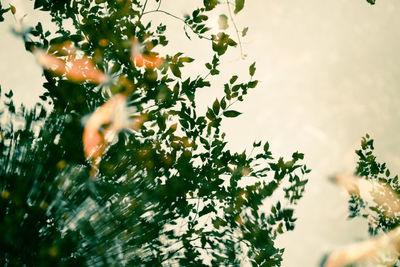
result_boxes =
[212,54,219,65]
[179,57,195,63]
[210,69,220,75]
[253,141,261,147]
[0,7,10,22]
[232,84,240,92]
[212,98,220,114]
[227,38,237,47]
[212,40,228,55]
[9,4,16,14]
[5,90,13,98]
[366,0,375,4]
[234,0,245,14]
[180,119,189,129]
[206,107,215,120]
[242,27,248,37]
[263,142,270,153]
[170,64,182,78]
[172,52,184,63]
[284,161,294,168]
[36,22,43,33]
[33,0,46,10]
[212,218,226,229]
[223,110,241,118]
[248,80,258,88]
[199,204,215,217]
[197,15,208,21]
[201,235,207,248]
[224,84,231,96]
[204,0,218,10]
[249,62,256,76]
[220,97,227,109]
[292,152,304,160]
[230,75,238,84]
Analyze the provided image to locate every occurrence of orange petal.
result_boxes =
[132,53,163,70]
[143,54,163,69]
[34,49,67,76]
[66,56,107,84]
[324,227,400,267]
[83,94,127,159]
[332,174,360,196]
[35,49,106,84]
[83,124,106,159]
[132,53,144,67]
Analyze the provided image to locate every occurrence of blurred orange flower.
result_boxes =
[34,48,107,84]
[83,94,127,175]
[82,94,147,177]
[332,174,400,217]
[324,226,400,267]
[130,39,163,70]
[132,52,163,69]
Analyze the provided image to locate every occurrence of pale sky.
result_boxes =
[1,0,400,266]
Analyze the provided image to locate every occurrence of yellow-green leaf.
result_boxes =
[218,14,229,30]
[234,0,244,14]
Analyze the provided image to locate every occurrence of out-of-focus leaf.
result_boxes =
[218,14,229,30]
[242,27,248,37]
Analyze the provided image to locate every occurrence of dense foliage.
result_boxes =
[0,1,309,266]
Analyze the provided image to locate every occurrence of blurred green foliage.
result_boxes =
[0,0,310,266]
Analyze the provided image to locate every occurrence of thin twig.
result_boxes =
[144,10,187,24]
[225,0,246,59]
[156,0,162,11]
[143,9,212,41]
[141,0,148,17]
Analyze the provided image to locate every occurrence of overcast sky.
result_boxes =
[1,0,400,266]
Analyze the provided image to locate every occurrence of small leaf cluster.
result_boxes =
[212,32,238,56]
[183,7,210,39]
[349,134,400,235]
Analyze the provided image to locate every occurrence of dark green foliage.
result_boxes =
[0,92,86,266]
[349,134,400,235]
[0,2,11,22]
[0,1,310,266]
